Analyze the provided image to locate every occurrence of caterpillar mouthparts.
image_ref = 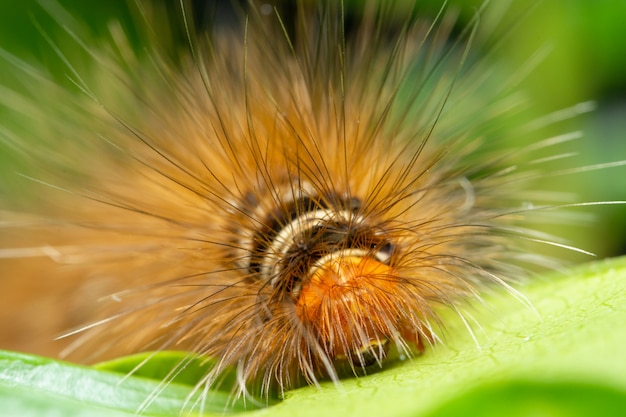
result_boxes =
[1,0,623,410]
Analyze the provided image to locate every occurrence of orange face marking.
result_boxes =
[296,255,408,362]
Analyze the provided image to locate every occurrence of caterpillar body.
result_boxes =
[0,0,621,410]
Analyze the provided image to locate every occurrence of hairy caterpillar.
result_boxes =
[0,0,624,411]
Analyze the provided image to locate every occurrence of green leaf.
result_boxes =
[0,350,253,416]
[421,380,626,417]
[94,351,237,393]
[2,256,626,416]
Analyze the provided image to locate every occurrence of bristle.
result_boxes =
[0,0,623,411]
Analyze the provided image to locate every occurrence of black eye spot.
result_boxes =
[376,242,395,264]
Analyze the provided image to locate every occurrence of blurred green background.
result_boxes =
[1,0,625,259]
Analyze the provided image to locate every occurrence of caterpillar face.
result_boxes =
[1,0,609,406]
[235,181,420,367]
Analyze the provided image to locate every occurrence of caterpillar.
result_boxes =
[0,0,623,411]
